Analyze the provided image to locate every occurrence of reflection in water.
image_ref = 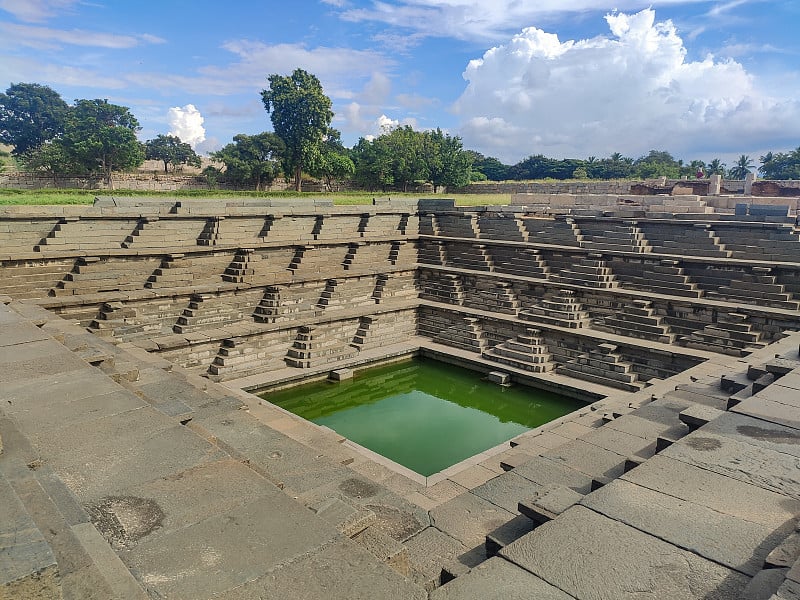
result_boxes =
[262,358,585,476]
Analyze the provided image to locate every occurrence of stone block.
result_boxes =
[501,505,748,599]
[518,484,583,525]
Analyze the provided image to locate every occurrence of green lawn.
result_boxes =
[0,188,511,207]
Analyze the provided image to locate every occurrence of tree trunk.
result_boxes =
[294,165,302,192]
[163,161,169,174]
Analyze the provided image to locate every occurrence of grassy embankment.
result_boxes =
[0,188,511,207]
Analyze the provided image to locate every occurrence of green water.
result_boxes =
[261,358,585,477]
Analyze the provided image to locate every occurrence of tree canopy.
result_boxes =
[145,134,201,173]
[759,148,800,180]
[0,83,69,155]
[58,99,144,186]
[211,132,285,190]
[261,69,333,192]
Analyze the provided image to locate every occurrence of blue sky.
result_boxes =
[1,0,798,166]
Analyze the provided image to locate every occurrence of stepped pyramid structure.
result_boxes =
[483,328,553,372]
[519,289,591,328]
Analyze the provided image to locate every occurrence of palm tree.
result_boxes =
[729,155,754,180]
[707,158,726,176]
[759,151,774,177]
[610,152,623,162]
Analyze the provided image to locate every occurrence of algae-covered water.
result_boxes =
[261,358,585,477]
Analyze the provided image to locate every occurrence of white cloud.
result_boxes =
[0,0,78,22]
[0,22,165,50]
[337,0,716,42]
[453,9,800,163]
[168,104,206,148]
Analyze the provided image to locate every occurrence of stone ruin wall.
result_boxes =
[1,194,799,397]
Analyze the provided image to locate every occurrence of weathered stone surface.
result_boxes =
[605,412,689,443]
[470,471,542,513]
[578,425,656,459]
[309,496,376,537]
[501,505,749,599]
[485,514,535,556]
[519,484,583,524]
[699,411,800,457]
[119,495,337,599]
[0,339,89,384]
[541,439,627,480]
[583,479,791,575]
[215,537,426,600]
[621,455,800,527]
[430,492,515,549]
[404,526,466,587]
[352,525,410,576]
[767,533,800,569]
[430,556,573,600]
[660,431,800,500]
[738,568,788,600]
[33,407,226,502]
[510,455,593,494]
[87,459,276,549]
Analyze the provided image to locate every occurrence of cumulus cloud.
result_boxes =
[168,104,206,148]
[454,9,800,162]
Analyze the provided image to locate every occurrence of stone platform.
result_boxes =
[1,196,800,598]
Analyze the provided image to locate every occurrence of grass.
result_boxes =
[0,188,512,207]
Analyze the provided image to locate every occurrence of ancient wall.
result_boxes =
[1,196,799,396]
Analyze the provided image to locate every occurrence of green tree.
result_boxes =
[469,153,509,181]
[59,99,144,187]
[0,83,69,155]
[757,148,800,179]
[706,158,726,176]
[632,150,682,178]
[352,137,394,191]
[728,154,754,180]
[422,128,473,192]
[145,134,201,173]
[261,69,333,192]
[212,132,285,190]
[309,129,354,191]
[20,141,76,179]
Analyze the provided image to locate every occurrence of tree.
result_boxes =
[261,69,333,192]
[422,128,473,192]
[728,154,754,180]
[632,150,682,178]
[470,153,509,181]
[706,158,726,176]
[145,134,201,173]
[59,99,144,187]
[352,137,394,191]
[757,148,800,180]
[309,129,354,191]
[211,132,284,190]
[0,83,69,155]
[20,141,76,179]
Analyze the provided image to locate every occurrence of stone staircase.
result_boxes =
[593,299,676,344]
[35,217,139,251]
[577,221,651,253]
[463,281,519,315]
[417,240,447,266]
[522,217,583,246]
[482,328,553,373]
[556,343,644,391]
[639,222,730,258]
[706,267,800,310]
[549,253,618,289]
[437,214,479,238]
[419,273,465,305]
[519,290,591,328]
[444,243,494,272]
[610,258,703,298]
[421,315,486,353]
[489,247,550,279]
[284,324,359,369]
[476,215,527,242]
[207,332,295,380]
[680,312,767,357]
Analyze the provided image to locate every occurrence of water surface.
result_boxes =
[262,358,584,476]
